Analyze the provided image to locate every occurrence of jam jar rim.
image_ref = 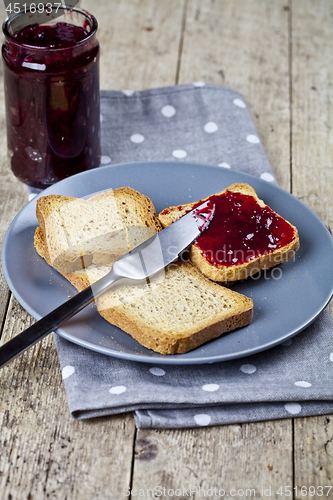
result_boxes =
[2,5,98,52]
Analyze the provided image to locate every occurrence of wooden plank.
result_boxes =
[291,0,333,322]
[0,296,137,500]
[0,160,26,335]
[178,0,291,191]
[291,0,333,226]
[132,422,293,495]
[0,0,27,335]
[1,0,331,497]
[82,0,185,90]
[0,1,187,497]
[0,1,180,497]
[291,1,333,497]
[294,416,333,500]
[129,0,294,492]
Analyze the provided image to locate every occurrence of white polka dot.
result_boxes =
[172,149,187,159]
[193,81,206,87]
[284,403,302,415]
[161,105,176,117]
[62,365,75,380]
[130,134,145,143]
[204,121,218,133]
[260,172,275,182]
[240,364,257,374]
[122,90,135,96]
[233,98,246,108]
[329,353,333,362]
[194,414,211,426]
[282,339,293,346]
[218,162,230,168]
[149,367,165,377]
[246,134,260,144]
[109,385,127,395]
[295,381,312,388]
[100,155,111,165]
[202,384,219,392]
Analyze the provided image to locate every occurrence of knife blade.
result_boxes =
[0,200,215,368]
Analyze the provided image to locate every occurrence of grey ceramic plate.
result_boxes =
[2,161,333,364]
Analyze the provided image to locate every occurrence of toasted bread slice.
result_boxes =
[34,225,112,291]
[45,258,253,355]
[97,260,253,354]
[34,189,254,355]
[35,187,162,273]
[159,183,300,283]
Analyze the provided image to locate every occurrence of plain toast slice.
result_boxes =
[35,187,162,273]
[50,259,254,355]
[96,260,253,354]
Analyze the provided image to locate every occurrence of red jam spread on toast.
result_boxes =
[165,191,296,267]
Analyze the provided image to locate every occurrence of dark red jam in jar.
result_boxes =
[2,7,100,188]
[185,191,296,267]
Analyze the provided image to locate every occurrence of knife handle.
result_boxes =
[0,285,96,369]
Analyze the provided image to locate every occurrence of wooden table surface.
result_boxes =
[0,1,332,498]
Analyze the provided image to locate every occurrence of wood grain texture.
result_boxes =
[291,1,333,496]
[0,7,27,336]
[291,0,333,323]
[0,0,332,498]
[0,169,26,336]
[294,416,333,500]
[179,0,291,191]
[132,422,293,495]
[0,1,138,497]
[151,0,294,494]
[0,1,187,497]
[0,297,136,500]
[291,0,333,228]
[82,0,185,90]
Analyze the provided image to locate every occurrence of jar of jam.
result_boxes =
[2,6,100,188]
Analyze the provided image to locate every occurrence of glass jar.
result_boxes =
[2,6,100,188]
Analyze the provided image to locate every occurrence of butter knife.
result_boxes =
[0,200,215,368]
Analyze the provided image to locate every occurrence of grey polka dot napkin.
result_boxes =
[49,84,333,428]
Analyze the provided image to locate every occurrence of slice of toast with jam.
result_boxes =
[158,183,300,283]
